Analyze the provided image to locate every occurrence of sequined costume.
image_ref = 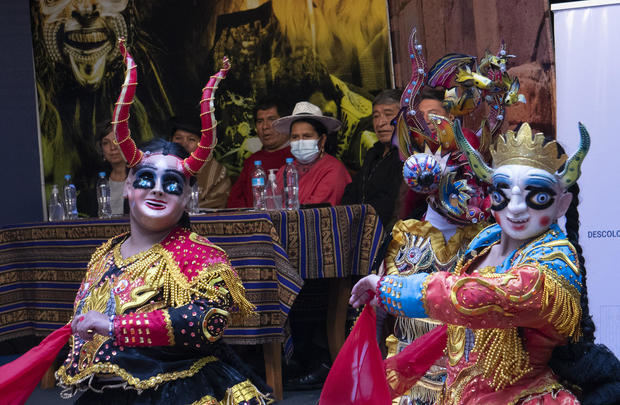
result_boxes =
[383,219,485,404]
[56,227,269,404]
[377,222,582,404]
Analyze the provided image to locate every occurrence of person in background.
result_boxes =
[227,97,293,208]
[273,101,351,206]
[342,89,403,228]
[77,122,129,217]
[170,115,231,209]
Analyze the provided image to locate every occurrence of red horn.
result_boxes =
[111,38,143,167]
[183,57,231,176]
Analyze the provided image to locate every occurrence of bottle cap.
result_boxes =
[98,172,106,178]
[254,160,262,166]
[286,158,294,163]
[268,169,277,180]
[64,174,71,180]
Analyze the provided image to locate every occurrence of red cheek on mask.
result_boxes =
[539,216,551,227]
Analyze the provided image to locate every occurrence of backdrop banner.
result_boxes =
[553,0,620,357]
[29,0,391,204]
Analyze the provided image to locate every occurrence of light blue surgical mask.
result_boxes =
[290,139,320,164]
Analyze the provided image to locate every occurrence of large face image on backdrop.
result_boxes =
[30,0,391,194]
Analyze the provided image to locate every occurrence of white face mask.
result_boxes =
[290,139,320,164]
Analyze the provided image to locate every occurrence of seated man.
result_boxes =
[342,89,403,227]
[273,101,352,206]
[170,115,231,209]
[227,98,293,208]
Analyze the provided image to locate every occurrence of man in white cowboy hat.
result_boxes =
[272,101,351,207]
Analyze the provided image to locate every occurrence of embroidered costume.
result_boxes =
[379,222,581,404]
[54,40,270,404]
[374,121,591,404]
[383,219,485,403]
[56,227,267,404]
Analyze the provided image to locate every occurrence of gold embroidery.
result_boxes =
[447,325,466,366]
[82,280,112,314]
[57,355,218,389]
[189,232,226,253]
[224,379,273,404]
[202,307,230,342]
[386,220,485,276]
[449,266,543,316]
[162,309,175,346]
[441,365,483,404]
[507,383,567,405]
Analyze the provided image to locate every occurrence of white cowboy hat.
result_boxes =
[272,101,342,134]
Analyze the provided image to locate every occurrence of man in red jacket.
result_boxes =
[227,98,293,208]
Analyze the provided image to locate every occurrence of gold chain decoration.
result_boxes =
[472,327,533,390]
[57,356,217,389]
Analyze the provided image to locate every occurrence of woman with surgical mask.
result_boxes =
[273,102,351,206]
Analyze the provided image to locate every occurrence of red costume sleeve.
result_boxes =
[424,265,579,336]
[114,299,230,348]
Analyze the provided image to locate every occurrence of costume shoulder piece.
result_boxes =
[161,227,230,281]
[159,227,255,316]
[513,224,582,293]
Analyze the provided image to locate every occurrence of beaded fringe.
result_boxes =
[100,240,255,317]
[473,269,582,390]
[473,327,532,390]
[395,317,440,343]
[541,269,582,341]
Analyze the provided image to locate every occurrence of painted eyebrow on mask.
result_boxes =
[493,173,511,188]
[524,174,557,189]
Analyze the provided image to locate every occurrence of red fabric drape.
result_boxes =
[320,304,449,405]
[384,324,448,398]
[319,305,391,405]
[0,324,72,405]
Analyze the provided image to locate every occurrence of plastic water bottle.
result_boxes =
[251,160,266,210]
[47,185,65,221]
[63,174,78,219]
[96,172,112,218]
[283,158,299,210]
[265,169,282,210]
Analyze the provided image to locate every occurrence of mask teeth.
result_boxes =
[183,57,231,177]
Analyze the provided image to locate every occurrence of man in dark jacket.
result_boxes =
[342,89,403,228]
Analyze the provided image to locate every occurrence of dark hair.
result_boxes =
[254,96,289,120]
[169,114,201,139]
[96,121,114,143]
[419,86,446,103]
[134,138,196,228]
[548,182,620,404]
[373,89,401,107]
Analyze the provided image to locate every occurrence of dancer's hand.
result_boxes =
[349,274,380,308]
[71,310,110,341]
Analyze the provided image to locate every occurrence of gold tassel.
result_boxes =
[473,328,532,390]
[541,268,582,341]
[218,267,256,317]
